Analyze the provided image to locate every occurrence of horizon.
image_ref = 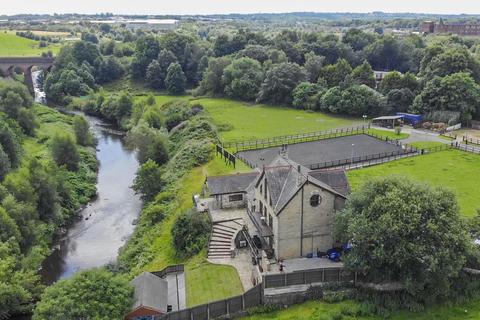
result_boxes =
[3,0,480,16]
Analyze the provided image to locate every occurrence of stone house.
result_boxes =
[205,155,349,261]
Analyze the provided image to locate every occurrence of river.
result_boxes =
[35,75,142,284]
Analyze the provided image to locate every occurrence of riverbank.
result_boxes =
[40,111,142,284]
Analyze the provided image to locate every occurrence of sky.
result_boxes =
[3,0,480,15]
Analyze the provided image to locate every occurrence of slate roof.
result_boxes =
[207,172,259,195]
[255,155,349,215]
[308,169,350,197]
[261,156,306,214]
[131,272,168,314]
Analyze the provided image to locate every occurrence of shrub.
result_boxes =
[50,135,80,171]
[172,210,211,257]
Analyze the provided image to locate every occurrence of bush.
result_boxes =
[133,159,164,202]
[172,210,211,257]
[73,115,94,146]
[50,135,80,171]
[33,269,133,320]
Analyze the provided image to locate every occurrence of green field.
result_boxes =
[196,98,362,142]
[241,298,480,320]
[129,93,364,141]
[0,31,61,57]
[348,149,480,217]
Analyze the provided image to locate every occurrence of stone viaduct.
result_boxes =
[0,57,55,91]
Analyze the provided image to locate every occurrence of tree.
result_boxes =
[128,123,169,164]
[351,60,375,88]
[133,159,164,201]
[172,210,211,257]
[197,57,232,95]
[73,115,94,146]
[145,60,163,89]
[239,45,270,64]
[50,135,80,171]
[342,28,376,51]
[33,269,133,320]
[304,52,325,82]
[17,108,38,136]
[165,62,186,94]
[292,82,325,110]
[378,71,418,95]
[130,35,160,79]
[157,49,178,85]
[421,46,480,81]
[386,88,415,113]
[0,206,20,242]
[412,72,480,122]
[335,176,472,305]
[321,58,352,88]
[364,36,413,72]
[222,57,264,100]
[257,62,306,105]
[0,121,21,168]
[0,145,11,180]
[94,56,124,84]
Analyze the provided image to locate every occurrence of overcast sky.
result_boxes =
[4,0,480,15]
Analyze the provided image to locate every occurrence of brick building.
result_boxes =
[422,19,480,36]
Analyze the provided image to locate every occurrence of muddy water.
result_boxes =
[40,114,142,284]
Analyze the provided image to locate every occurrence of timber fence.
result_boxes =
[151,264,185,279]
[463,136,480,146]
[154,284,263,320]
[221,125,371,153]
[263,267,357,289]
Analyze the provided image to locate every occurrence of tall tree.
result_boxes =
[222,57,264,100]
[257,62,306,105]
[165,62,186,95]
[335,176,472,305]
[351,60,376,88]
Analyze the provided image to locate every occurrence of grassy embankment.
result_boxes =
[0,31,61,57]
[241,298,480,320]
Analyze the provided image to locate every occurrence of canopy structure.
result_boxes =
[396,113,423,126]
[372,115,404,128]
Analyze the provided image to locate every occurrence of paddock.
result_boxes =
[236,134,405,169]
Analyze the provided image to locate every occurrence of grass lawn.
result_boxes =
[367,128,409,140]
[241,298,480,320]
[408,141,447,149]
[126,93,363,142]
[195,98,361,142]
[0,31,61,57]
[348,149,480,217]
[185,253,243,307]
[142,156,250,306]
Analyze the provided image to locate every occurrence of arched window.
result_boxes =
[310,194,321,207]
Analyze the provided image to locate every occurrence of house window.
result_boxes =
[269,214,273,228]
[260,185,263,195]
[228,194,243,202]
[310,194,321,207]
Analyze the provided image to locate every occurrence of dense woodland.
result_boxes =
[43,23,480,126]
[0,80,97,316]
[3,16,480,319]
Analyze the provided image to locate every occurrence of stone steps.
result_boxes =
[208,220,243,259]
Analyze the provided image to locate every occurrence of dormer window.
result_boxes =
[310,194,321,207]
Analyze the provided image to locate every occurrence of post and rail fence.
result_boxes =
[219,125,372,153]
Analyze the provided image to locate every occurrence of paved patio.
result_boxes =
[207,248,256,291]
[266,257,343,275]
[164,272,186,311]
